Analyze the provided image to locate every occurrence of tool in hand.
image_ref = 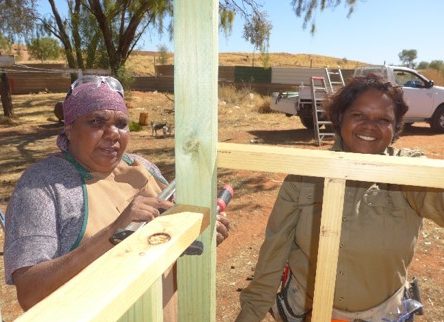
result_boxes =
[183,184,234,255]
[217,184,234,213]
[110,181,234,257]
[110,179,176,245]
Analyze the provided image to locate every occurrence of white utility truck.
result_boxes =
[271,65,444,132]
[270,68,344,129]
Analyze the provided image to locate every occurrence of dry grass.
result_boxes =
[218,84,272,114]
[218,52,366,69]
[420,68,444,86]
[13,49,367,76]
[124,51,367,76]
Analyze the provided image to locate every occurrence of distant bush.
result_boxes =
[416,61,429,69]
[157,44,169,65]
[0,34,12,54]
[429,60,444,72]
[129,121,142,132]
[218,84,271,113]
[27,37,61,62]
[256,96,271,114]
[219,84,250,105]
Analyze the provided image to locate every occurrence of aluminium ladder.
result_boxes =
[325,67,345,93]
[311,76,336,146]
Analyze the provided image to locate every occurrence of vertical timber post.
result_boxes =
[174,0,218,321]
[311,178,346,321]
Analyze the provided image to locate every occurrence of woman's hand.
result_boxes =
[115,187,174,228]
[216,212,230,246]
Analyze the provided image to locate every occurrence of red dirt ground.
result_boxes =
[1,91,443,321]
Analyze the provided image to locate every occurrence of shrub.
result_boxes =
[129,121,142,132]
[218,84,272,113]
[219,84,250,105]
[157,44,169,65]
[27,37,61,62]
[256,96,271,114]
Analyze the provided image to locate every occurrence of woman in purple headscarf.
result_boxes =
[3,76,229,316]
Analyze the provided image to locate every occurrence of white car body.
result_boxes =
[353,65,444,127]
[270,91,299,115]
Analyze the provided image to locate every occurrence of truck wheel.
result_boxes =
[431,105,444,132]
[299,115,314,129]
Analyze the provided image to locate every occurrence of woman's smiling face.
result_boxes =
[340,89,396,154]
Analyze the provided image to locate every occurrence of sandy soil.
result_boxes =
[0,91,443,321]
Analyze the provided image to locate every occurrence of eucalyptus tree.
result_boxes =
[0,0,37,117]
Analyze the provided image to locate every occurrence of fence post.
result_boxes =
[174,0,219,321]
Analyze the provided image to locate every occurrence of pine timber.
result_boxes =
[217,143,444,189]
[16,206,209,322]
[174,0,219,321]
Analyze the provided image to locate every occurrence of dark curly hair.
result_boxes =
[325,74,409,141]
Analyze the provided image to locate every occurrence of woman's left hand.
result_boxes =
[216,212,230,246]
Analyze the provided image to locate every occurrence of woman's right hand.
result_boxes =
[115,187,174,228]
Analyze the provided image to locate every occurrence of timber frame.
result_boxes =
[16,1,444,322]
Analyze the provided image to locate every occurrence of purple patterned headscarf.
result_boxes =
[57,82,128,151]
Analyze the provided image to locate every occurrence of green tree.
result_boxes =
[0,0,37,41]
[0,34,13,54]
[416,61,429,70]
[0,0,37,117]
[291,0,357,33]
[39,0,166,75]
[39,0,272,76]
[243,10,272,67]
[429,60,444,71]
[27,37,61,62]
[157,44,169,65]
[398,49,417,68]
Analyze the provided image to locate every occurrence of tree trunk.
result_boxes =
[0,72,13,118]
[47,0,78,82]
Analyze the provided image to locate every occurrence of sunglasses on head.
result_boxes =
[67,75,124,98]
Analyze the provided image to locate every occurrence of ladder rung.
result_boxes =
[317,121,332,124]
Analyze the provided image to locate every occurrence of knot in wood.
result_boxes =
[147,232,171,245]
[183,138,200,154]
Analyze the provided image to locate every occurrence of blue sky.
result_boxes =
[39,1,443,65]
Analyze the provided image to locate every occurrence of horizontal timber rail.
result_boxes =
[217,142,444,321]
[217,142,444,189]
[17,205,209,322]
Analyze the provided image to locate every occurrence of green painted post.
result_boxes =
[174,0,219,321]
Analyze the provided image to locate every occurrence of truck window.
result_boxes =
[394,70,426,88]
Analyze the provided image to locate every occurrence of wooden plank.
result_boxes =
[144,278,163,322]
[116,278,163,322]
[217,143,444,188]
[311,178,346,321]
[174,0,218,321]
[17,206,209,322]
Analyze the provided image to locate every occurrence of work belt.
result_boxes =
[273,267,423,322]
